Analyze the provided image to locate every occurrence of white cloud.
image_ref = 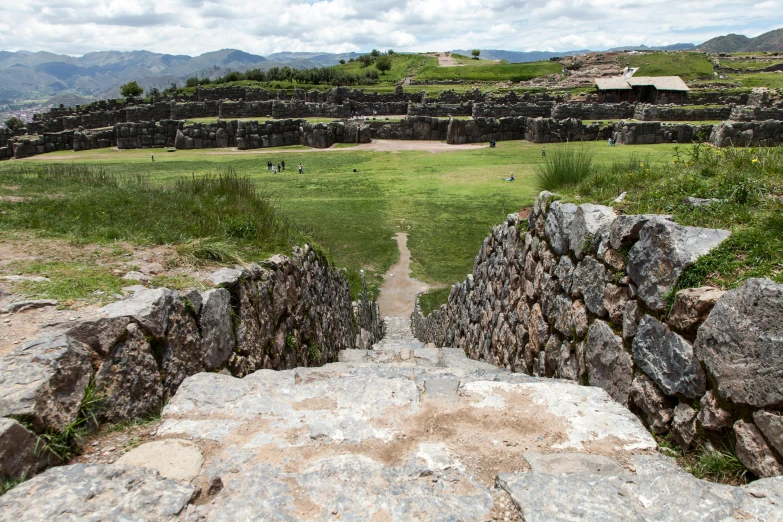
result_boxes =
[0,0,781,56]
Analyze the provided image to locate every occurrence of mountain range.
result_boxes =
[1,27,781,105]
[696,28,783,53]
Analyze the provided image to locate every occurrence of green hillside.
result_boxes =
[618,52,714,80]
[414,61,561,82]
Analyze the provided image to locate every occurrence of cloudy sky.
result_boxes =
[2,0,782,56]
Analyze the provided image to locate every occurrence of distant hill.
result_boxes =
[605,43,696,52]
[697,28,783,53]
[450,49,590,63]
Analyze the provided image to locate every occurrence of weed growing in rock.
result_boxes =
[0,475,25,496]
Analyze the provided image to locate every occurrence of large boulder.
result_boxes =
[631,316,706,399]
[569,203,616,259]
[627,220,730,311]
[0,418,54,480]
[199,289,235,370]
[0,334,92,432]
[571,256,607,316]
[667,286,724,336]
[544,201,578,255]
[608,214,669,250]
[734,420,783,478]
[100,288,178,339]
[0,464,198,520]
[584,320,633,406]
[94,323,164,423]
[694,278,783,408]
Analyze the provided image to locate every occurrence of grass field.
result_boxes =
[618,52,714,80]
[0,142,679,302]
[415,61,562,82]
[334,54,437,82]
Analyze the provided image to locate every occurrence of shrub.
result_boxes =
[119,81,143,98]
[375,55,393,74]
[185,77,200,88]
[534,145,595,191]
[3,116,24,131]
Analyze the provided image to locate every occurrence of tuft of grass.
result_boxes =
[1,475,26,496]
[308,344,321,364]
[417,287,451,317]
[173,239,245,265]
[535,145,595,192]
[684,443,747,485]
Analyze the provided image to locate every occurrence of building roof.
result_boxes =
[626,76,690,92]
[595,75,690,92]
[595,77,632,90]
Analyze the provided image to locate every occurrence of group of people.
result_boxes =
[267,160,304,174]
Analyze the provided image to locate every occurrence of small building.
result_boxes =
[595,72,689,104]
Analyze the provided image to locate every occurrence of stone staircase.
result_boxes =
[2,317,783,521]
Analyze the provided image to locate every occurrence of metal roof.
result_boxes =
[595,77,632,90]
[595,75,690,92]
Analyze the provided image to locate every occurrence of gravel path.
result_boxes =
[377,232,431,318]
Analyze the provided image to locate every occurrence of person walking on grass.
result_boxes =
[268,160,272,171]
[298,163,304,174]
[151,153,154,162]
[272,165,277,174]
[541,147,546,157]
[281,160,285,171]
[277,163,282,173]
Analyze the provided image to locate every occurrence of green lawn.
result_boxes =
[334,53,437,82]
[415,61,562,82]
[618,52,714,81]
[0,142,677,300]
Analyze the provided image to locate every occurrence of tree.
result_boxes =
[185,77,200,88]
[119,81,144,98]
[375,54,393,74]
[4,116,23,130]
[339,59,346,64]
[387,49,395,55]
[471,49,481,59]
[370,49,381,57]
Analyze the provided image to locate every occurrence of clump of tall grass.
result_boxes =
[534,145,595,191]
[0,165,305,263]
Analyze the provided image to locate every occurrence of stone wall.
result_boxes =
[408,103,473,117]
[730,106,783,122]
[634,104,732,122]
[473,102,554,119]
[710,120,783,147]
[0,246,383,481]
[611,121,715,145]
[551,102,634,121]
[412,192,783,479]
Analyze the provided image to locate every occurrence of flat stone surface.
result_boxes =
[100,287,177,339]
[116,439,204,482]
[499,454,783,522]
[524,452,627,476]
[1,299,58,314]
[0,463,197,521]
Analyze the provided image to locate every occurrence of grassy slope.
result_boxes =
[618,52,714,80]
[333,54,437,82]
[415,61,562,82]
[1,142,677,299]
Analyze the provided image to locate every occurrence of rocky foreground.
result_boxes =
[1,318,782,521]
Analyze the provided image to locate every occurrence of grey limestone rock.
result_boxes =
[544,200,578,255]
[627,220,730,311]
[572,300,588,339]
[584,320,633,406]
[552,294,573,337]
[532,191,554,217]
[631,316,706,399]
[0,463,198,520]
[694,278,783,408]
[101,287,178,339]
[572,256,607,316]
[629,373,673,434]
[199,288,235,370]
[697,390,733,431]
[553,256,575,294]
[208,267,245,287]
[753,410,783,457]
[1,299,58,314]
[498,454,783,522]
[622,299,642,340]
[668,286,724,336]
[609,214,670,250]
[603,283,628,326]
[66,316,131,358]
[523,452,626,476]
[161,299,204,395]
[671,403,698,450]
[0,418,54,481]
[0,333,91,432]
[734,420,783,478]
[95,323,164,423]
[569,203,616,259]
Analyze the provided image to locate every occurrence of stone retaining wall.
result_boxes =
[551,102,634,121]
[408,103,473,117]
[710,120,783,147]
[730,106,783,122]
[412,192,783,479]
[0,246,383,482]
[634,104,732,122]
[473,102,554,119]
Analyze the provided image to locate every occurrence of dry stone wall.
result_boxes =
[730,106,783,122]
[412,191,783,478]
[551,102,634,121]
[0,246,383,482]
[633,104,732,122]
[710,120,783,147]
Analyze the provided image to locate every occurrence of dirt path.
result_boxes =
[438,52,460,67]
[376,232,430,318]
